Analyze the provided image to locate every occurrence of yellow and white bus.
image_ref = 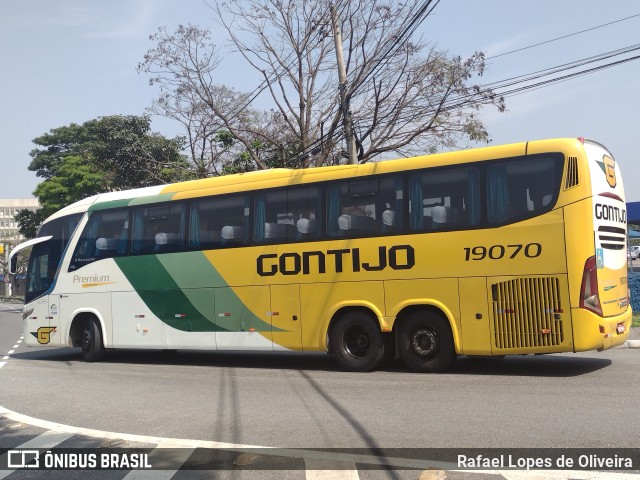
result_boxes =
[10,137,631,372]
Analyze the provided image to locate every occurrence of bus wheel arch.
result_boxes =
[327,307,392,372]
[394,305,456,373]
[70,313,105,362]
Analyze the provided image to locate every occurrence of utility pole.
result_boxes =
[330,4,358,165]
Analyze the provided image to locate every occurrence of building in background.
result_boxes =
[1,199,39,297]
[0,198,39,240]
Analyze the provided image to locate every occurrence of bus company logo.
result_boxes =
[596,155,617,188]
[31,326,57,345]
[8,450,39,468]
[257,245,415,276]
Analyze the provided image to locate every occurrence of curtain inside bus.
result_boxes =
[254,193,266,241]
[327,184,340,237]
[487,165,510,224]
[409,176,423,230]
[467,168,481,224]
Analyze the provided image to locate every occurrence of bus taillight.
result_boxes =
[579,256,602,316]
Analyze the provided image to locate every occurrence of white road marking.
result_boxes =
[0,430,73,480]
[500,470,640,479]
[121,444,195,480]
[0,406,638,479]
[305,459,360,480]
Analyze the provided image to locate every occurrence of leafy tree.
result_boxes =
[18,115,192,237]
[29,115,190,188]
[139,0,505,173]
[14,210,44,240]
[33,156,104,217]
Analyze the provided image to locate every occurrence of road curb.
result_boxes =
[624,339,640,349]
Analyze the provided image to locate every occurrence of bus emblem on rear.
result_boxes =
[597,155,616,188]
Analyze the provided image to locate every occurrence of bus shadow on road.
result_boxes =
[11,347,343,372]
[11,348,613,377]
[446,354,613,377]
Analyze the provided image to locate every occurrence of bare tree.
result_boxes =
[139,25,278,174]
[140,0,505,173]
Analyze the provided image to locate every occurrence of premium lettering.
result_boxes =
[73,274,110,284]
[257,245,415,276]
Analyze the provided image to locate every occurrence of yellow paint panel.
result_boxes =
[458,277,491,355]
[270,284,302,350]
[384,278,461,351]
[300,281,385,350]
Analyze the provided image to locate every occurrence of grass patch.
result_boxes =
[633,312,640,328]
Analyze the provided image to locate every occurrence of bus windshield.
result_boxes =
[24,213,83,303]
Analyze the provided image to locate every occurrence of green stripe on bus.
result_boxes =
[88,199,133,212]
[88,193,177,212]
[114,253,277,333]
[128,193,176,206]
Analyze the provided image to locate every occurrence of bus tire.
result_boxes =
[398,311,455,373]
[81,317,105,362]
[331,311,385,372]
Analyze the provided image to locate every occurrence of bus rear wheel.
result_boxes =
[81,317,105,362]
[331,311,385,372]
[398,311,455,373]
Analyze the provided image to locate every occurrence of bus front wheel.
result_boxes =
[331,311,385,372]
[81,317,105,362]
[398,311,455,373]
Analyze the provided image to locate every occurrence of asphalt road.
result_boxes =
[1,302,639,452]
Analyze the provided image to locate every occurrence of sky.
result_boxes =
[1,0,639,201]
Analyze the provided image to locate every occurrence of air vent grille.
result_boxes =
[564,156,579,189]
[597,225,626,250]
[492,277,564,349]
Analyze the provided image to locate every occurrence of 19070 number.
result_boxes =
[463,243,542,261]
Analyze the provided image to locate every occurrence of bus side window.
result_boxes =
[190,194,249,250]
[131,204,186,255]
[327,176,402,237]
[70,209,129,270]
[252,186,322,244]
[290,185,322,242]
[379,176,404,233]
[409,167,480,231]
[486,155,561,224]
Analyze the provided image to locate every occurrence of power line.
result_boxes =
[348,0,441,92]
[487,12,640,60]
[497,54,640,98]
[350,44,640,145]
[484,43,640,90]
[288,1,443,166]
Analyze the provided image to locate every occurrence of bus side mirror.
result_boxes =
[9,255,17,275]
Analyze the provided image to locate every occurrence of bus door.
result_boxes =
[270,284,302,351]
